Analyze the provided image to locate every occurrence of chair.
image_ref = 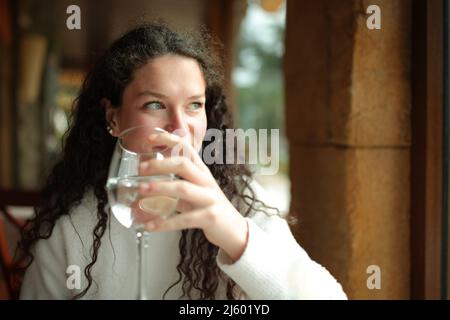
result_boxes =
[0,188,40,299]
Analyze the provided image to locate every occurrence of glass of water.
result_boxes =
[105,125,179,299]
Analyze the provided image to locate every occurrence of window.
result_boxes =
[233,0,289,214]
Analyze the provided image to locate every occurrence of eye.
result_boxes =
[144,101,165,110]
[187,102,204,111]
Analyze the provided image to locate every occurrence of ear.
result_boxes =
[100,98,120,137]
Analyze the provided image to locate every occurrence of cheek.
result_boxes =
[191,114,207,152]
[116,108,162,132]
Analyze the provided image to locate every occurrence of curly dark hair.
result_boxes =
[15,23,277,299]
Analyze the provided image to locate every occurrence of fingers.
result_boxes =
[131,197,188,224]
[176,199,193,213]
[148,130,181,148]
[131,201,160,224]
[140,179,213,207]
[139,156,211,186]
[144,208,206,232]
[147,131,207,171]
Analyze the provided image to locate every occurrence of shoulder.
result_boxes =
[33,189,100,266]
[54,189,99,243]
[20,190,99,299]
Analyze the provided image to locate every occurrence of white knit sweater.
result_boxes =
[20,180,347,300]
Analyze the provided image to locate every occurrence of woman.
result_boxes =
[18,23,347,299]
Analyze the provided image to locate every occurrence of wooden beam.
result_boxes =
[410,0,444,299]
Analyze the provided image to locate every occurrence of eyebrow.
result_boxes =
[135,90,205,100]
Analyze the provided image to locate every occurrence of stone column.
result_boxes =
[285,0,411,299]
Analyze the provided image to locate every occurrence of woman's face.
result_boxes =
[105,54,208,152]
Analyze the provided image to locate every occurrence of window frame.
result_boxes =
[410,0,448,299]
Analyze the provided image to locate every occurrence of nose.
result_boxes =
[164,109,187,137]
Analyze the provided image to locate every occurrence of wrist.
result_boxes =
[223,217,249,262]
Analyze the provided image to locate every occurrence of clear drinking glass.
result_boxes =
[105,125,179,299]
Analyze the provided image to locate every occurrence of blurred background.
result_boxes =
[0,0,449,300]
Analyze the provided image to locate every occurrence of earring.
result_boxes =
[106,123,113,135]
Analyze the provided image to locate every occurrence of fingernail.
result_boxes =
[148,133,158,141]
[146,221,155,230]
[139,182,151,192]
[172,129,186,137]
[140,162,148,170]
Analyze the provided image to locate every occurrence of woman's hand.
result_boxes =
[137,131,249,262]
